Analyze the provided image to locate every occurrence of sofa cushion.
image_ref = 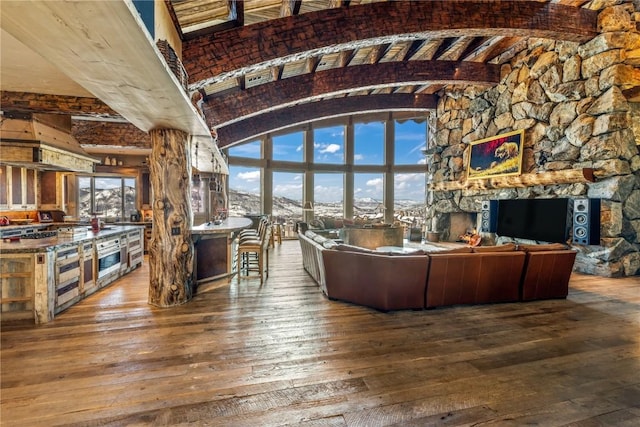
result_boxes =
[334,243,376,254]
[472,243,517,253]
[322,239,338,249]
[518,243,569,252]
[423,246,473,254]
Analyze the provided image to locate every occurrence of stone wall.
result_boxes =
[426,1,640,277]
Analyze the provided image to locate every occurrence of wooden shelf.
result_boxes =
[1,297,32,303]
[429,168,595,192]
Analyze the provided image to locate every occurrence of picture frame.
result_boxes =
[466,129,524,180]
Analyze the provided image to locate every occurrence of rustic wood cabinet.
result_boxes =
[0,165,38,210]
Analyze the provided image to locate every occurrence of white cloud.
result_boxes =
[274,182,302,195]
[320,143,341,154]
[296,144,303,152]
[354,154,364,161]
[366,178,383,193]
[237,171,260,182]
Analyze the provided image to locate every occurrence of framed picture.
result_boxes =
[467,129,524,180]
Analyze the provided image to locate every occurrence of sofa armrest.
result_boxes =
[426,252,525,308]
[322,250,429,311]
[520,250,577,301]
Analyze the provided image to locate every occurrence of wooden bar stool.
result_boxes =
[236,223,272,284]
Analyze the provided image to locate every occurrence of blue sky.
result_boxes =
[228,120,427,203]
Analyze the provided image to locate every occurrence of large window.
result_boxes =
[228,165,261,216]
[314,126,344,164]
[354,122,384,165]
[228,139,261,159]
[77,176,136,221]
[273,132,303,162]
[354,173,384,217]
[227,114,429,226]
[394,120,427,165]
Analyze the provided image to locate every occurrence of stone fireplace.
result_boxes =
[424,3,640,277]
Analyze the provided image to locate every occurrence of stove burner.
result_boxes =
[22,231,58,239]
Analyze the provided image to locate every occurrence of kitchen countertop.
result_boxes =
[0,225,145,253]
[192,217,253,236]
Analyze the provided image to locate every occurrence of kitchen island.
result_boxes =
[0,225,144,324]
[192,217,253,286]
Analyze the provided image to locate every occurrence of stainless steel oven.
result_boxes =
[97,238,121,280]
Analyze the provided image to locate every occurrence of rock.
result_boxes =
[574,255,625,277]
[593,111,631,136]
[550,101,578,127]
[622,251,640,276]
[563,55,582,82]
[581,130,634,161]
[565,114,595,147]
[495,90,512,116]
[600,201,624,236]
[494,112,514,131]
[585,76,601,97]
[513,118,537,131]
[578,31,636,58]
[631,155,640,172]
[469,97,490,115]
[597,4,635,33]
[530,51,559,79]
[442,143,466,158]
[551,81,586,102]
[449,157,464,172]
[581,49,626,79]
[527,79,548,104]
[556,40,580,61]
[512,82,528,104]
[539,63,562,93]
[599,64,640,92]
[592,159,632,177]
[623,190,640,220]
[586,86,629,115]
[434,199,459,213]
[551,138,581,161]
[546,125,564,142]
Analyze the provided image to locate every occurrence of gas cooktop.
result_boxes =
[21,231,58,239]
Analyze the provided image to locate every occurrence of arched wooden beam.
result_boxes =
[215,93,437,148]
[183,1,597,87]
[1,91,120,120]
[203,60,497,128]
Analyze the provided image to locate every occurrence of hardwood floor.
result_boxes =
[1,240,639,426]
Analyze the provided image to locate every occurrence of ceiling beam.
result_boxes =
[203,60,499,128]
[216,94,437,147]
[184,0,597,88]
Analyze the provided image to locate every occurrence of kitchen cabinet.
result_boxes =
[0,251,54,323]
[40,171,64,210]
[54,245,81,313]
[1,165,37,210]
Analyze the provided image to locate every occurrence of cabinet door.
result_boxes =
[25,168,36,208]
[0,165,7,208]
[11,167,22,206]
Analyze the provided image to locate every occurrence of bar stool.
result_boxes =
[236,223,272,284]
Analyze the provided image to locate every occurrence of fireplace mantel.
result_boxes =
[429,168,596,192]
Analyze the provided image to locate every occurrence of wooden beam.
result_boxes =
[215,93,437,147]
[184,1,598,85]
[203,60,498,128]
[429,168,596,192]
[1,91,120,119]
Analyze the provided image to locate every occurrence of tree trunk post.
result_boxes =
[148,129,194,307]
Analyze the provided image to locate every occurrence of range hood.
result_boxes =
[0,113,99,173]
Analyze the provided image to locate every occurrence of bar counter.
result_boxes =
[192,217,253,285]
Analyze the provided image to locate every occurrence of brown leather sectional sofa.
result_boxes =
[298,231,577,311]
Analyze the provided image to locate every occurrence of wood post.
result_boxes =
[148,129,194,307]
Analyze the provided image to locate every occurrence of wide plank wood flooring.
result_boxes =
[1,240,639,426]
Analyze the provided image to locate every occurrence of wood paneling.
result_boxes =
[1,241,639,425]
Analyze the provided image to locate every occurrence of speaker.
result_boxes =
[572,198,600,245]
[480,200,498,233]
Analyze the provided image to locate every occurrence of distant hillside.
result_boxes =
[228,189,425,224]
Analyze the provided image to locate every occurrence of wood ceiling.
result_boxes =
[0,0,608,151]
[167,0,599,146]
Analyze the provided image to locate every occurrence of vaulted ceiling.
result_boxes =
[0,0,601,153]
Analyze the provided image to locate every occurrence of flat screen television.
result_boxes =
[496,198,571,243]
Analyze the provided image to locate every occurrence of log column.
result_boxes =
[148,129,194,307]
